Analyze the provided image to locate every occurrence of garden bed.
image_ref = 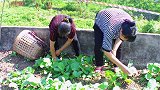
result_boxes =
[0,51,159,90]
[0,51,34,79]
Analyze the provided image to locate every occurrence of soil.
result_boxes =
[0,51,35,79]
[0,51,146,90]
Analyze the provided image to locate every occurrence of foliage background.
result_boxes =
[0,0,160,33]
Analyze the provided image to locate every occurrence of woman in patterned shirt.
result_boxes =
[93,8,137,75]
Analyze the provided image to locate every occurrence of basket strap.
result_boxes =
[28,31,49,54]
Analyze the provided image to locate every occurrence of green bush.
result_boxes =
[62,2,79,11]
[141,20,160,33]
[1,0,160,32]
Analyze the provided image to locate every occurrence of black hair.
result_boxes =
[58,22,71,37]
[58,16,73,37]
[62,16,73,23]
[121,19,137,42]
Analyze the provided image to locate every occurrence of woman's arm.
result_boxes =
[103,50,132,75]
[55,38,73,56]
[50,40,56,60]
[112,38,123,56]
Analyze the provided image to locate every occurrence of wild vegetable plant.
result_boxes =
[2,67,105,90]
[10,51,17,57]
[34,54,95,80]
[104,68,133,90]
[143,63,160,90]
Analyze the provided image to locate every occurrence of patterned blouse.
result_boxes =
[95,8,133,51]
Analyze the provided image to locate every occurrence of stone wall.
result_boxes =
[0,26,160,69]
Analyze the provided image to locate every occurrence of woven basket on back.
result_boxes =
[13,30,48,60]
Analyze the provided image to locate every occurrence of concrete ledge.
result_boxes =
[0,26,160,69]
[121,33,160,69]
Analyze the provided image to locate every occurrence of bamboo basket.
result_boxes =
[13,30,48,60]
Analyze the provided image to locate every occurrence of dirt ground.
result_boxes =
[0,51,35,79]
[0,51,145,90]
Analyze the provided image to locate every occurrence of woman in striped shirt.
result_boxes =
[93,8,137,75]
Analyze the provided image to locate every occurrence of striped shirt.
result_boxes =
[49,14,76,41]
[95,8,133,51]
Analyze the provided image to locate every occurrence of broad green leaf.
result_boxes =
[10,51,17,57]
[58,76,65,82]
[34,57,43,67]
[152,66,159,74]
[71,62,80,71]
[147,63,159,73]
[105,70,115,78]
[53,73,61,78]
[29,82,39,87]
[62,75,69,80]
[21,81,29,89]
[73,71,82,77]
[145,73,152,80]
[54,67,61,72]
[84,66,93,72]
[65,65,71,72]
[57,62,65,71]
[98,82,108,90]
[63,72,70,77]
[23,67,35,74]
[11,71,21,77]
[80,66,88,74]
[155,76,160,81]
[45,54,51,58]
[147,63,154,71]
[41,77,47,85]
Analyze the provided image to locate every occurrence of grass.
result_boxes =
[0,0,160,33]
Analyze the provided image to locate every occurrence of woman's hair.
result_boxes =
[58,17,72,37]
[62,16,73,23]
[121,19,137,42]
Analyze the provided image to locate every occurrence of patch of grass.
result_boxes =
[1,0,160,32]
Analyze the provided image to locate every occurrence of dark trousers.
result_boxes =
[54,34,81,57]
[93,23,122,66]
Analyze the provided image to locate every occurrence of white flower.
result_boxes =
[113,86,121,90]
[27,75,41,84]
[129,66,138,75]
[43,58,51,63]
[43,58,52,66]
[9,82,18,89]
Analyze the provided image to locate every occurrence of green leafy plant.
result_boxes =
[141,21,156,33]
[1,0,160,31]
[10,51,17,57]
[104,67,133,89]
[34,54,95,80]
[144,63,160,89]
[2,66,106,90]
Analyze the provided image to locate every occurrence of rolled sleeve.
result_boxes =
[49,18,57,41]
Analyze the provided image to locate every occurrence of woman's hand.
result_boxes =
[55,49,62,56]
[52,56,57,61]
